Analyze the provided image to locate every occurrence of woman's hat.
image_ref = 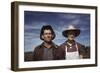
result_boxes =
[62,25,81,37]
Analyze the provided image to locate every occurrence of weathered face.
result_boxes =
[42,29,53,42]
[67,32,75,41]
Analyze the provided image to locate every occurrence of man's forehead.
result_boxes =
[68,31,75,34]
[44,29,52,33]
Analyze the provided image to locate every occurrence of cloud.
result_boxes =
[57,13,80,20]
[24,11,90,52]
[32,22,48,28]
[25,21,49,29]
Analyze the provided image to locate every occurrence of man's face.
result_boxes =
[67,32,75,41]
[42,29,53,42]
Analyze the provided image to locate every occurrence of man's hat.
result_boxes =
[62,25,81,37]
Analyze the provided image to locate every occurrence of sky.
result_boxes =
[24,11,90,52]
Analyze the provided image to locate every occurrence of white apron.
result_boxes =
[65,43,80,60]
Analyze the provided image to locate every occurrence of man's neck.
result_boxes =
[43,42,52,48]
[67,40,75,44]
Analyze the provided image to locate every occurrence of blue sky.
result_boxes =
[24,11,90,52]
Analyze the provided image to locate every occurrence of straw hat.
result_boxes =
[62,25,80,37]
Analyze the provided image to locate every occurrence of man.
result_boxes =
[33,25,59,61]
[58,25,86,60]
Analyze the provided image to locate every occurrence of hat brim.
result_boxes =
[62,29,80,37]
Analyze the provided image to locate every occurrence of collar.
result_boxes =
[40,42,58,49]
[64,40,76,46]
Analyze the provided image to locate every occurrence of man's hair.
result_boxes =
[40,25,55,40]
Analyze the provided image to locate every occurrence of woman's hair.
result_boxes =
[40,25,55,40]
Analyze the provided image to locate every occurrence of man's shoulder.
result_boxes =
[34,44,42,50]
[76,42,85,47]
[59,42,66,49]
[33,44,43,53]
[76,42,86,50]
[60,42,66,46]
[52,43,58,49]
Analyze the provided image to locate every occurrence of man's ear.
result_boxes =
[52,35,54,39]
[41,35,44,40]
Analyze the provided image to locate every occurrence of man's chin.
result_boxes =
[45,41,52,43]
[68,39,74,41]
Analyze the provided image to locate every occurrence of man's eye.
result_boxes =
[44,33,52,35]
